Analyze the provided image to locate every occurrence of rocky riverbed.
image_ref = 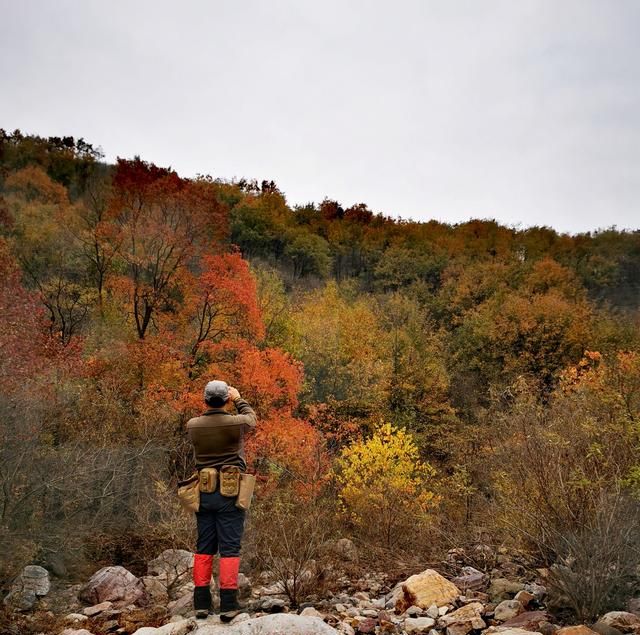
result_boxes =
[2,545,640,635]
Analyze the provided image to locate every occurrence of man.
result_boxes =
[186,379,257,621]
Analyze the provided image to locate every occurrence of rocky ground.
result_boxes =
[2,544,640,635]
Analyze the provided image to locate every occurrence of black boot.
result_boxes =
[193,585,212,619]
[219,588,243,622]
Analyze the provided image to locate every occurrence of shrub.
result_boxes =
[335,422,439,551]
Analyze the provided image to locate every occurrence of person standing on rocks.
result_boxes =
[186,380,257,621]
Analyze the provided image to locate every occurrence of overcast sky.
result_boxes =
[1,1,639,233]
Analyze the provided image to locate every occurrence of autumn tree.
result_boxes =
[336,422,438,549]
[110,158,224,339]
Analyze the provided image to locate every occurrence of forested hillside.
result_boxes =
[1,129,640,623]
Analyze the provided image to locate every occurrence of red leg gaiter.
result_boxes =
[193,553,213,587]
[219,557,240,589]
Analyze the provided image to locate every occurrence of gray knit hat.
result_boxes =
[204,380,229,404]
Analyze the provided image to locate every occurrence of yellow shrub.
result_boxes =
[335,422,439,548]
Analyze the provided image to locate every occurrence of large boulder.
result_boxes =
[79,566,148,607]
[3,565,50,611]
[596,613,640,634]
[439,602,486,635]
[394,569,460,612]
[133,614,338,634]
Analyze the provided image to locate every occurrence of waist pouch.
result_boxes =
[236,473,256,510]
[199,467,217,493]
[177,473,200,513]
[219,465,241,497]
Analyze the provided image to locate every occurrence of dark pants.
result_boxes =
[195,490,246,557]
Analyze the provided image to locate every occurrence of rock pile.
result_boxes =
[3,544,640,635]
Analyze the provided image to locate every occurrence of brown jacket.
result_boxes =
[186,398,257,471]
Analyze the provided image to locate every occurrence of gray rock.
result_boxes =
[524,583,547,600]
[131,618,199,635]
[3,564,51,611]
[23,565,51,595]
[3,588,37,611]
[451,567,486,592]
[489,578,523,602]
[59,630,95,635]
[259,597,287,612]
[168,593,193,617]
[426,604,439,619]
[79,566,148,607]
[195,613,338,633]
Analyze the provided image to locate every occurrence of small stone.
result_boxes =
[64,613,89,624]
[82,601,114,617]
[427,604,439,619]
[407,605,424,617]
[524,583,547,600]
[495,600,524,621]
[357,618,377,634]
[489,579,523,602]
[261,597,287,613]
[405,617,436,633]
[502,611,553,631]
[451,567,486,592]
[59,630,95,635]
[439,602,485,635]
[439,606,450,616]
[361,609,378,618]
[335,604,347,613]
